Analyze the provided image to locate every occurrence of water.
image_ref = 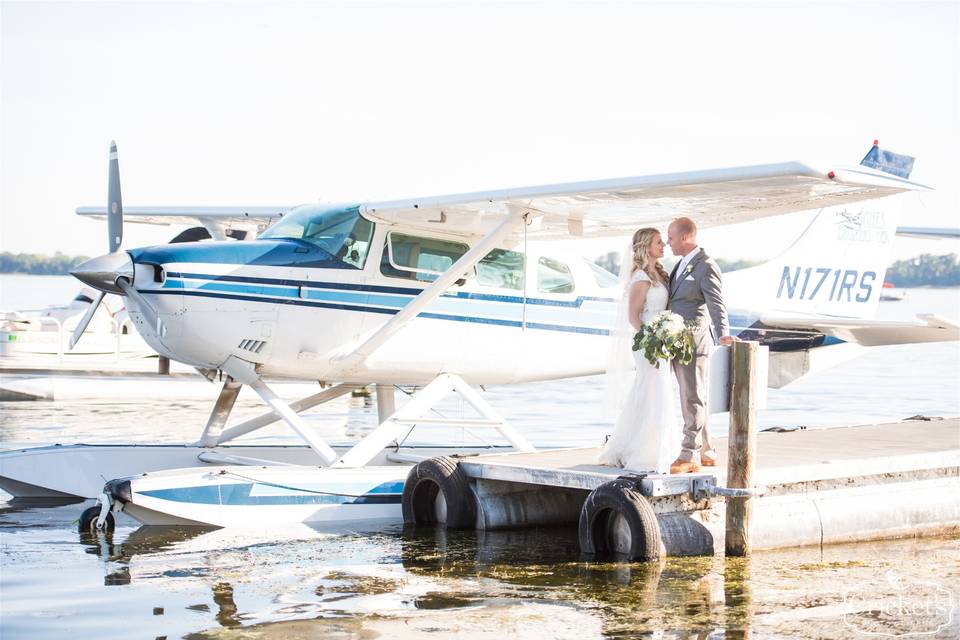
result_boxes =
[0,274,82,313]
[1,507,957,639]
[1,275,959,638]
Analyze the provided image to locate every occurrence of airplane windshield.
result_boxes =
[259,206,374,268]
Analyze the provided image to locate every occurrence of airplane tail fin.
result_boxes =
[723,143,929,320]
[725,200,904,318]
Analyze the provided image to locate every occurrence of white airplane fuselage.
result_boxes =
[127,208,621,385]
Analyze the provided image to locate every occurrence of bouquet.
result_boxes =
[632,311,695,368]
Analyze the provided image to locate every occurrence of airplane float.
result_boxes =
[1,142,956,529]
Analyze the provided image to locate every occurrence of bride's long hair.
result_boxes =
[631,227,669,286]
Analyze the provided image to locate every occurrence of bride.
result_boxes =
[597,227,681,474]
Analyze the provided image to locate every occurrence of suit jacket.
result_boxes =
[667,248,729,350]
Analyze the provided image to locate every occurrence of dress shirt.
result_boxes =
[676,246,701,279]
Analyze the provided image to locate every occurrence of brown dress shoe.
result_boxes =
[700,456,717,467]
[670,459,701,474]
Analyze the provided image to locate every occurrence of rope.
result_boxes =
[522,212,529,330]
[216,469,388,499]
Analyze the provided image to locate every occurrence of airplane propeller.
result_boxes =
[70,141,161,348]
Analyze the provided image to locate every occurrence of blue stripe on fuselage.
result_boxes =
[139,480,404,505]
[165,270,615,308]
[143,270,847,347]
[146,288,609,335]
[146,269,617,335]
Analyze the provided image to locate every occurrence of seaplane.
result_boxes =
[1,141,956,529]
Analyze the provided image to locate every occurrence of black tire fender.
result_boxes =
[401,456,476,529]
[578,478,661,561]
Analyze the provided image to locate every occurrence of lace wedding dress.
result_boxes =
[597,269,681,474]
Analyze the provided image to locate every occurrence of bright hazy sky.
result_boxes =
[1,0,958,261]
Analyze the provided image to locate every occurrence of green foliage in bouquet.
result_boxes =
[631,311,695,368]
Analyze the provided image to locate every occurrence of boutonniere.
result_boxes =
[684,264,694,275]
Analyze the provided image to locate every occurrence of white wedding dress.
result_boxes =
[597,269,681,474]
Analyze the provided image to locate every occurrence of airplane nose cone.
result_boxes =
[71,252,134,295]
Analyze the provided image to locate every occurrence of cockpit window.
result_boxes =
[477,248,525,290]
[259,205,374,268]
[381,232,469,282]
[538,257,575,294]
[586,259,620,288]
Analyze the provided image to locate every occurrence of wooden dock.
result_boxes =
[457,417,959,489]
[402,416,960,559]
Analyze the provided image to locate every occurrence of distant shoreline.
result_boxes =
[594,251,960,288]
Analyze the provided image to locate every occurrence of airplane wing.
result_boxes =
[756,313,960,347]
[74,161,930,241]
[361,162,931,239]
[75,206,295,239]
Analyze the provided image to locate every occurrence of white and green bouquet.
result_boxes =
[632,311,695,368]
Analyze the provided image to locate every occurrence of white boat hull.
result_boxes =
[109,464,408,527]
[0,443,506,499]
[0,444,325,498]
[0,329,150,357]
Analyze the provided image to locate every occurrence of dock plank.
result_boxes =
[457,418,960,491]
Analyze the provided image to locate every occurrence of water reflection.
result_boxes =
[724,558,753,639]
[0,496,84,522]
[212,582,241,628]
[66,519,745,636]
[397,525,727,637]
[82,524,216,560]
[4,497,956,639]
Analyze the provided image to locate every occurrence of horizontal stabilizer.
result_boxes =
[758,313,960,347]
[896,226,960,239]
[76,206,294,228]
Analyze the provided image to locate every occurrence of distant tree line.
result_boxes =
[594,251,760,276]
[594,251,960,287]
[885,253,960,287]
[0,252,89,275]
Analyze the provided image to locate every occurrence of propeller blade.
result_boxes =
[108,140,123,253]
[116,278,163,337]
[68,290,106,350]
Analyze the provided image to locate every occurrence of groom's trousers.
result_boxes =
[672,328,714,463]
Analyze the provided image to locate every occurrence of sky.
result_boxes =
[1,0,958,262]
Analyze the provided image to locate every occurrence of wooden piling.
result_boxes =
[158,356,170,375]
[726,340,759,557]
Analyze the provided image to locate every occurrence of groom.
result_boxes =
[666,217,733,474]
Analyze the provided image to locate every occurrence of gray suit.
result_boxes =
[667,248,729,463]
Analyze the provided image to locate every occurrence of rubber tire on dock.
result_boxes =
[402,456,476,529]
[578,478,661,561]
[78,505,115,534]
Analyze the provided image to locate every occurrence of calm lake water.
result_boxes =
[1,275,959,639]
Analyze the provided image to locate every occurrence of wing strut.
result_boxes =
[333,205,528,372]
[332,373,536,469]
